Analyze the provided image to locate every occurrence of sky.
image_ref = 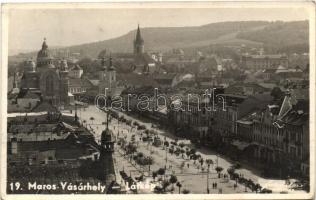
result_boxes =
[6,4,311,55]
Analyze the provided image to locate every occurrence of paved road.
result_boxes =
[66,105,305,194]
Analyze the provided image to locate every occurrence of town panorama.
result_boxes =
[6,9,311,195]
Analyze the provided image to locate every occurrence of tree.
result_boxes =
[227,167,235,175]
[157,168,166,179]
[185,150,191,158]
[152,171,158,181]
[206,159,213,169]
[176,182,182,194]
[137,152,144,158]
[162,180,170,192]
[164,141,169,147]
[270,87,283,100]
[169,175,178,189]
[189,148,196,155]
[254,183,262,193]
[180,149,185,157]
[215,166,223,178]
[179,143,185,148]
[199,157,204,166]
[90,117,95,125]
[82,120,87,127]
[125,143,137,155]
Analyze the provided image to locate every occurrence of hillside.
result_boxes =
[236,20,309,53]
[63,21,269,57]
[9,20,309,59]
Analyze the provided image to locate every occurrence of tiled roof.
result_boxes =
[237,94,273,119]
[8,122,76,134]
[71,65,82,70]
[68,78,94,88]
[262,68,277,73]
[244,54,287,59]
[16,138,99,160]
[117,73,158,88]
[17,89,40,99]
[281,111,308,126]
[31,102,59,113]
[89,79,100,86]
[154,73,176,85]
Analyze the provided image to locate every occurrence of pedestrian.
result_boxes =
[187,163,190,168]
[212,183,214,189]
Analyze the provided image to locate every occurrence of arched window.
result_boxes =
[46,75,54,95]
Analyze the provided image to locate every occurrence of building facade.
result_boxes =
[241,54,289,70]
[20,39,71,106]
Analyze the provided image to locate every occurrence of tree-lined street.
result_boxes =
[71,105,305,194]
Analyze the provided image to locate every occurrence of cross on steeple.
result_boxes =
[42,37,48,50]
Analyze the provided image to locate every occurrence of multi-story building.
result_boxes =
[229,87,309,176]
[241,54,289,70]
[169,93,211,139]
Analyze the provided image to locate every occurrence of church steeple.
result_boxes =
[134,24,144,55]
[42,38,48,50]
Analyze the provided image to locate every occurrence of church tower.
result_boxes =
[59,59,70,105]
[99,112,115,185]
[133,24,144,55]
[99,56,116,96]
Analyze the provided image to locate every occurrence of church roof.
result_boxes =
[68,78,94,88]
[135,24,144,44]
[72,65,82,70]
[17,89,40,99]
[31,101,59,113]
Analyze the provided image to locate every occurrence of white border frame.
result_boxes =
[1,2,315,200]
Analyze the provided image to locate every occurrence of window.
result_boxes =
[46,75,55,95]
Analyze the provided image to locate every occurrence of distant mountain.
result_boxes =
[62,21,270,57]
[10,20,309,59]
[236,21,308,46]
[236,21,309,54]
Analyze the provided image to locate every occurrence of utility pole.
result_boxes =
[207,166,210,194]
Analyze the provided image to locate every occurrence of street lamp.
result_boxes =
[165,147,168,169]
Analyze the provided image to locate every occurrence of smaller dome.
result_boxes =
[46,58,55,68]
[25,59,36,72]
[60,59,68,71]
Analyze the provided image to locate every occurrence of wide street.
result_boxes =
[70,105,304,194]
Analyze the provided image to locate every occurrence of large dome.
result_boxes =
[37,38,52,67]
[37,38,50,58]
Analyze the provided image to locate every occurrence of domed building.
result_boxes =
[20,38,72,106]
[37,38,52,69]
